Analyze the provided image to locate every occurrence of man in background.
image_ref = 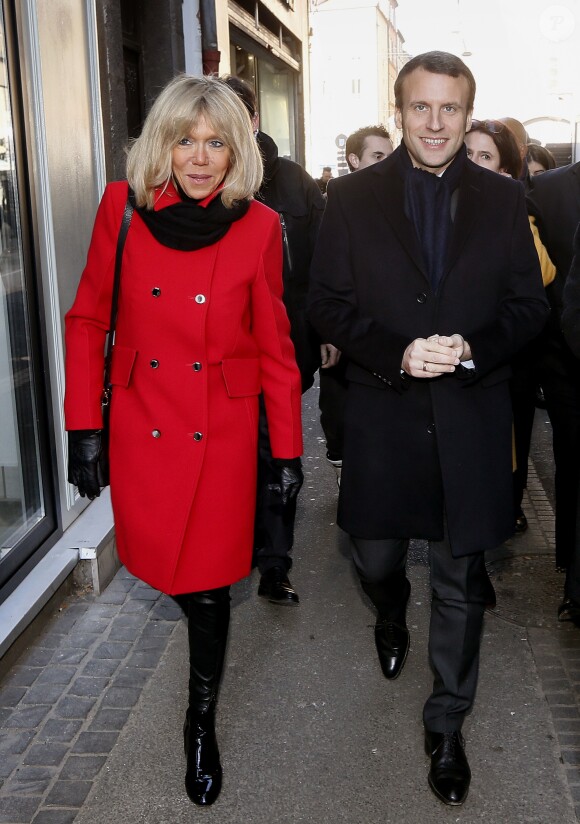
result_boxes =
[499,116,530,188]
[315,166,333,195]
[345,124,393,171]
[528,161,580,622]
[224,76,325,606]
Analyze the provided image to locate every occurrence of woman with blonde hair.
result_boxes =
[64,74,303,805]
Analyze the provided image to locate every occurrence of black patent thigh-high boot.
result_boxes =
[182,586,230,806]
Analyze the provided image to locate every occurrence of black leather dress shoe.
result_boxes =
[374,620,410,679]
[258,566,299,605]
[425,730,471,806]
[558,598,580,625]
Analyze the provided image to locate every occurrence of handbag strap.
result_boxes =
[103,196,134,392]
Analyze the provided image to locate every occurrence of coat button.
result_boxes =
[152,429,161,438]
[194,294,206,304]
[193,432,203,441]
[152,287,161,297]
[193,362,202,371]
[416,292,427,304]
[427,423,435,435]
[150,359,159,369]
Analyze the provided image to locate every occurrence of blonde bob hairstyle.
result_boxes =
[126,74,263,209]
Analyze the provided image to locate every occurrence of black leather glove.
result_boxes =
[273,458,304,506]
[67,430,105,500]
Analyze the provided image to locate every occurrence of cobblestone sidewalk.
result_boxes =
[0,570,181,823]
[487,456,580,822]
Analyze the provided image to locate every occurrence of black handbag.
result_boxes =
[97,196,134,486]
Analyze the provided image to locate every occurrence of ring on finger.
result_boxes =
[423,362,428,371]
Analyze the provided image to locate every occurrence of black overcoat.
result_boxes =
[308,148,549,556]
[257,131,326,391]
[527,162,580,371]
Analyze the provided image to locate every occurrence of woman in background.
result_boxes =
[64,75,303,806]
[527,143,556,176]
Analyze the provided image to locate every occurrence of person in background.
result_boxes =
[498,116,531,189]
[527,161,580,622]
[309,51,548,806]
[315,166,333,195]
[345,125,394,171]
[224,75,325,605]
[560,223,580,623]
[527,143,556,176]
[64,75,303,806]
[320,124,395,482]
[465,118,556,535]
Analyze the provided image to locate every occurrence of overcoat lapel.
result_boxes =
[367,152,488,289]
[443,162,485,280]
[369,156,428,280]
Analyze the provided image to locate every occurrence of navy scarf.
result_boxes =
[399,143,466,292]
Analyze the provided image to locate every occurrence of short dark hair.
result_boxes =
[222,75,257,118]
[322,166,332,172]
[526,143,556,172]
[467,119,522,179]
[394,51,476,113]
[345,125,391,171]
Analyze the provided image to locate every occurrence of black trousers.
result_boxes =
[318,360,348,459]
[253,396,300,574]
[350,534,488,733]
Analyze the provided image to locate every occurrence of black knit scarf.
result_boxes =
[128,185,250,251]
[399,143,466,292]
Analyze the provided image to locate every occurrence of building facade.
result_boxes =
[308,0,405,178]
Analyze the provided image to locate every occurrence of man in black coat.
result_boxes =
[527,162,580,621]
[224,76,325,605]
[308,52,549,805]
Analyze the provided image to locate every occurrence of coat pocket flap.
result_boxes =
[221,358,261,397]
[110,345,137,388]
[480,364,512,387]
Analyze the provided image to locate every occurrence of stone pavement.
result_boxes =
[0,573,182,823]
[0,389,579,823]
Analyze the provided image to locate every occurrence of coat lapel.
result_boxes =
[443,161,485,280]
[368,150,487,287]
[369,153,428,280]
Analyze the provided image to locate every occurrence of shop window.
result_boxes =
[230,42,297,161]
[0,11,48,579]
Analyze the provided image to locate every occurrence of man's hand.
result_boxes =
[401,334,462,378]
[320,343,341,368]
[445,333,472,362]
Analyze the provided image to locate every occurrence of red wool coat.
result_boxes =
[64,181,303,594]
